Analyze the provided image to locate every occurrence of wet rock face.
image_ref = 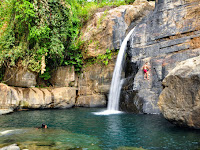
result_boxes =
[158,56,200,129]
[122,0,200,114]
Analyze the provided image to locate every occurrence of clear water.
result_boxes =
[0,108,200,150]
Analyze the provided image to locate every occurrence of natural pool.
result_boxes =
[0,108,200,150]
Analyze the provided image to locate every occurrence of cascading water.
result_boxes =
[94,27,135,115]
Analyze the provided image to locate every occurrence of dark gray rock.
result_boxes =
[112,11,127,50]
[122,0,200,114]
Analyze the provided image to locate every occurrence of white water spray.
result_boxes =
[94,27,135,115]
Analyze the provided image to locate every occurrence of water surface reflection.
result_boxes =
[0,108,200,150]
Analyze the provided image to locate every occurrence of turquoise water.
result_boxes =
[0,108,200,150]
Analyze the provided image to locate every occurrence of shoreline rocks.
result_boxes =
[0,83,76,110]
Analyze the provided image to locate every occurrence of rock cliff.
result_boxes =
[121,0,200,114]
[158,56,200,129]
[77,0,154,107]
[81,0,154,58]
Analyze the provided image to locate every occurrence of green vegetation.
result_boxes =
[85,49,118,66]
[0,0,134,82]
[97,9,109,28]
[96,49,113,65]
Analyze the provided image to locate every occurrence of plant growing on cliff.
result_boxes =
[97,9,108,28]
[85,48,114,66]
[97,48,112,65]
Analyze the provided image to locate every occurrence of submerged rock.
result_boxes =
[158,56,200,129]
[115,146,147,150]
[122,0,200,114]
[0,128,101,150]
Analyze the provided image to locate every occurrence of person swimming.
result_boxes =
[36,124,48,129]
[41,124,47,128]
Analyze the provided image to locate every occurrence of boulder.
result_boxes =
[51,87,76,108]
[121,0,200,114]
[0,83,76,109]
[158,56,200,129]
[50,66,75,87]
[3,67,37,88]
[81,0,154,59]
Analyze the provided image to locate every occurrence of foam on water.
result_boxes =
[93,110,123,115]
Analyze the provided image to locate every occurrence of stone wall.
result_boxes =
[121,0,200,114]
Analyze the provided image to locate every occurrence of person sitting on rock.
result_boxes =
[142,62,150,80]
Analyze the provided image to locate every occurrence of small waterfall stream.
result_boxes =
[94,27,135,115]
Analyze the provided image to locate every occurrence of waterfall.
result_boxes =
[94,27,135,115]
